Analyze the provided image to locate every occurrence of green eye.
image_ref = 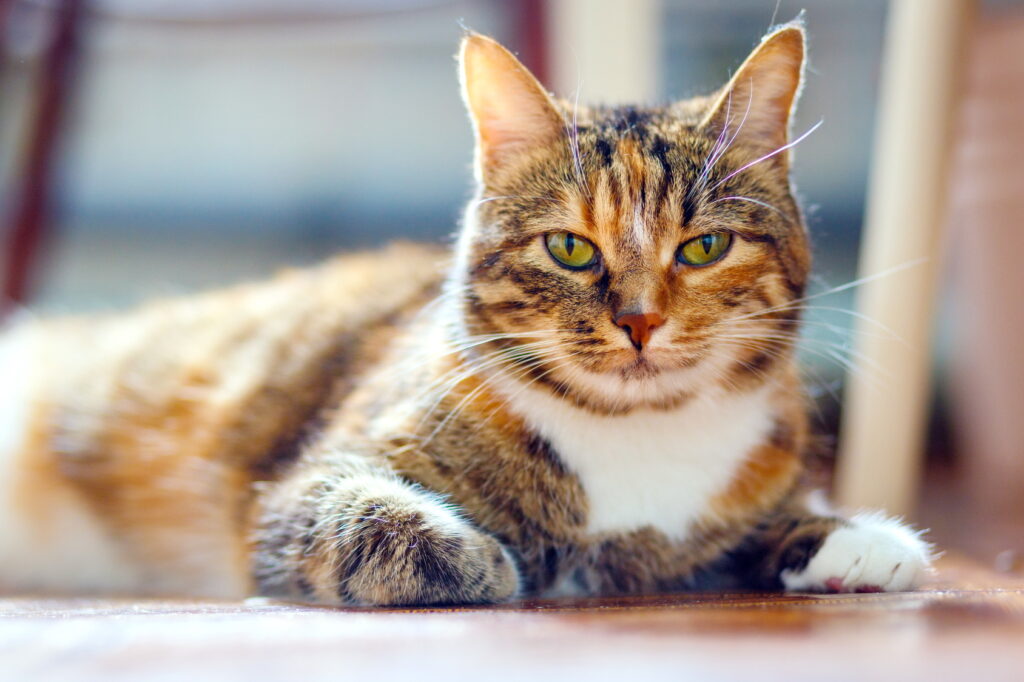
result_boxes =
[546,232,598,269]
[676,232,733,267]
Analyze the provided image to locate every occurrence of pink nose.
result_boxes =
[614,312,665,350]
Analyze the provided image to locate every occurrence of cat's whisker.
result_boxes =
[716,327,883,375]
[759,317,892,342]
[413,340,568,411]
[471,195,559,208]
[709,119,823,192]
[696,78,755,197]
[471,354,585,438]
[443,335,557,356]
[565,78,591,198]
[371,334,559,387]
[413,340,573,426]
[709,195,790,220]
[728,305,906,348]
[726,259,926,329]
[713,326,887,386]
[691,89,734,197]
[450,328,572,344]
[391,341,551,403]
[420,353,584,483]
[713,336,791,363]
[399,328,570,369]
[790,306,907,344]
[712,337,837,413]
[422,350,580,445]
[425,337,571,375]
[732,303,895,335]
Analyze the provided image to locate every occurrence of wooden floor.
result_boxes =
[2,557,1023,681]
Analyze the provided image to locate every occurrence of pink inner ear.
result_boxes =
[478,101,559,160]
[703,27,805,152]
[461,35,564,174]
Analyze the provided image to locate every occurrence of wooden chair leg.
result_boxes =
[546,0,660,103]
[2,0,83,314]
[834,0,976,516]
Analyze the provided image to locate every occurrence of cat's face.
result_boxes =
[455,27,811,414]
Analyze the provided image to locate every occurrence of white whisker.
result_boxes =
[709,195,789,220]
[709,119,823,192]
[728,258,927,324]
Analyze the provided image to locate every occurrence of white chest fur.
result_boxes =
[502,382,776,539]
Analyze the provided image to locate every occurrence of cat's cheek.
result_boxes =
[780,512,934,593]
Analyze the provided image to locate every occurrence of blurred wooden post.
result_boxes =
[1,0,83,314]
[835,0,975,516]
[546,0,660,103]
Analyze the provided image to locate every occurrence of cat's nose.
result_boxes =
[613,311,665,351]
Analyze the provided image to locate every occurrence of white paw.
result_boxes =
[781,512,934,593]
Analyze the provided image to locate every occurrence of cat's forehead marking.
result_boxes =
[614,137,653,248]
[631,204,649,249]
[578,133,662,251]
[593,137,614,168]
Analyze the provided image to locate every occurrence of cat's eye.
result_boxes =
[676,232,733,267]
[545,232,598,270]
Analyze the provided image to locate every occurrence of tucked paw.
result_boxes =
[781,512,933,593]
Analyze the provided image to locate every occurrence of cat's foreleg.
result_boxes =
[739,501,934,593]
[251,458,520,606]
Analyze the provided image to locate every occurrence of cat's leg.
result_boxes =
[739,502,934,593]
[251,459,520,606]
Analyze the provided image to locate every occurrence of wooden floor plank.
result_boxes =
[2,557,1022,682]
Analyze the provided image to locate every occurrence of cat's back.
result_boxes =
[11,241,447,463]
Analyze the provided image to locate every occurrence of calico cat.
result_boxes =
[0,22,932,604]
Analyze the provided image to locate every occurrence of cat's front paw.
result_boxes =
[255,473,520,606]
[781,512,933,593]
[327,478,521,606]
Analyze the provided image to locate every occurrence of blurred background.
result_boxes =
[1,0,893,311]
[1,0,1022,563]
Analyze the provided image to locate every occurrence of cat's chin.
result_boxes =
[525,357,710,414]
[609,355,663,380]
[587,348,707,382]
[544,346,756,414]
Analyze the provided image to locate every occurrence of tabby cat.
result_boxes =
[0,23,932,604]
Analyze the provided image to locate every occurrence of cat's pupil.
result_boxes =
[565,234,576,256]
[702,235,714,254]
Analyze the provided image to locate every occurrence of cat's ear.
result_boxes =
[701,21,806,157]
[459,33,565,182]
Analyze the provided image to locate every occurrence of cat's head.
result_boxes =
[452,23,812,414]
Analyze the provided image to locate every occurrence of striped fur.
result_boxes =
[0,24,932,603]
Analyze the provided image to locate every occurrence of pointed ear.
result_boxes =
[701,22,806,157]
[459,33,565,182]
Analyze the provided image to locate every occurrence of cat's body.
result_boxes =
[0,24,932,604]
[0,245,444,596]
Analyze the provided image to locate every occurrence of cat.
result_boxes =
[0,21,933,605]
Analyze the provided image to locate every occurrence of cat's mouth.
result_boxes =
[616,355,661,379]
[547,346,710,413]
[590,345,704,378]
[587,348,678,380]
